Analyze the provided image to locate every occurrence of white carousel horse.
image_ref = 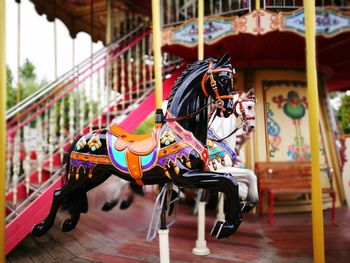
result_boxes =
[207,91,259,205]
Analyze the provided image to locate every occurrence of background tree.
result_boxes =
[7,58,48,109]
[338,94,350,134]
[6,66,16,109]
[19,58,48,100]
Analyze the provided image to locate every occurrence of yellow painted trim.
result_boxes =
[197,0,204,60]
[0,0,6,260]
[152,0,163,109]
[304,1,325,262]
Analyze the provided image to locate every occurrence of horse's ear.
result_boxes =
[246,88,254,96]
[217,53,231,66]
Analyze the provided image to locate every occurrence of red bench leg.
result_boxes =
[269,191,275,226]
[330,191,337,226]
[259,189,264,216]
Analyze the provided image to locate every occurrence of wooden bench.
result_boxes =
[255,161,336,225]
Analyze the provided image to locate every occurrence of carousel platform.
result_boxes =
[6,190,350,263]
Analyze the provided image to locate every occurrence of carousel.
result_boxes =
[1,1,350,262]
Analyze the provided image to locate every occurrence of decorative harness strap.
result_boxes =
[165,61,235,123]
[233,92,256,121]
[166,113,209,166]
[201,60,235,108]
[210,92,255,142]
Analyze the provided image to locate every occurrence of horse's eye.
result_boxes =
[247,105,252,110]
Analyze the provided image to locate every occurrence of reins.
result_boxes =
[210,122,244,143]
[164,101,214,122]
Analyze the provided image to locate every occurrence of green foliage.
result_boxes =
[338,94,350,134]
[134,113,155,134]
[6,66,16,109]
[20,58,36,80]
[6,58,46,109]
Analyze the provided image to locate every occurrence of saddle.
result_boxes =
[108,124,159,185]
[109,124,157,155]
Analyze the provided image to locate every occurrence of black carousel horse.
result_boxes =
[32,54,242,239]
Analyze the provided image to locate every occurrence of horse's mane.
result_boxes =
[167,59,212,110]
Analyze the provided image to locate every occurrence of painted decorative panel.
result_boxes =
[263,80,326,164]
[162,16,240,46]
[162,8,350,47]
[281,7,350,37]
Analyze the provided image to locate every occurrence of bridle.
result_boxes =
[210,92,256,142]
[201,60,235,109]
[233,92,256,122]
[165,60,235,122]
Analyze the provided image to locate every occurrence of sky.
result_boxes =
[6,0,103,85]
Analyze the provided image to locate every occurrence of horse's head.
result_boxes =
[201,54,235,118]
[233,90,256,133]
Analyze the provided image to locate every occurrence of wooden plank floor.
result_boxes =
[6,192,350,263]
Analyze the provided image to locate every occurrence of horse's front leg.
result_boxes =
[173,160,242,239]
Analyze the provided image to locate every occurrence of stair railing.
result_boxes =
[5,21,182,225]
[6,25,153,209]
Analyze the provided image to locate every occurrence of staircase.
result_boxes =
[4,25,183,254]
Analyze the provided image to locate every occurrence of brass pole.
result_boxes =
[152,0,163,109]
[256,0,260,10]
[198,0,204,60]
[0,0,6,260]
[304,1,325,262]
[106,0,112,44]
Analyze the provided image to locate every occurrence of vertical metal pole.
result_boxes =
[152,0,163,110]
[53,0,58,79]
[0,1,6,259]
[256,0,260,10]
[192,0,210,256]
[54,20,57,79]
[106,0,112,44]
[304,1,325,262]
[106,0,112,125]
[198,0,204,60]
[16,1,20,103]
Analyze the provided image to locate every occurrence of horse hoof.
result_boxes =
[31,223,47,237]
[102,200,118,211]
[210,220,224,237]
[241,202,256,213]
[61,219,76,232]
[216,218,242,239]
[120,200,131,210]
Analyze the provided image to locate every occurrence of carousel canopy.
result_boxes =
[29,1,350,91]
[30,0,151,42]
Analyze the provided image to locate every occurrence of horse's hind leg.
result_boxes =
[31,189,64,237]
[31,178,84,237]
[173,162,242,239]
[61,190,87,232]
[32,163,89,237]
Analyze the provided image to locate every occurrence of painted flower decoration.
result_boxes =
[88,135,102,151]
[76,136,87,151]
[161,130,176,146]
